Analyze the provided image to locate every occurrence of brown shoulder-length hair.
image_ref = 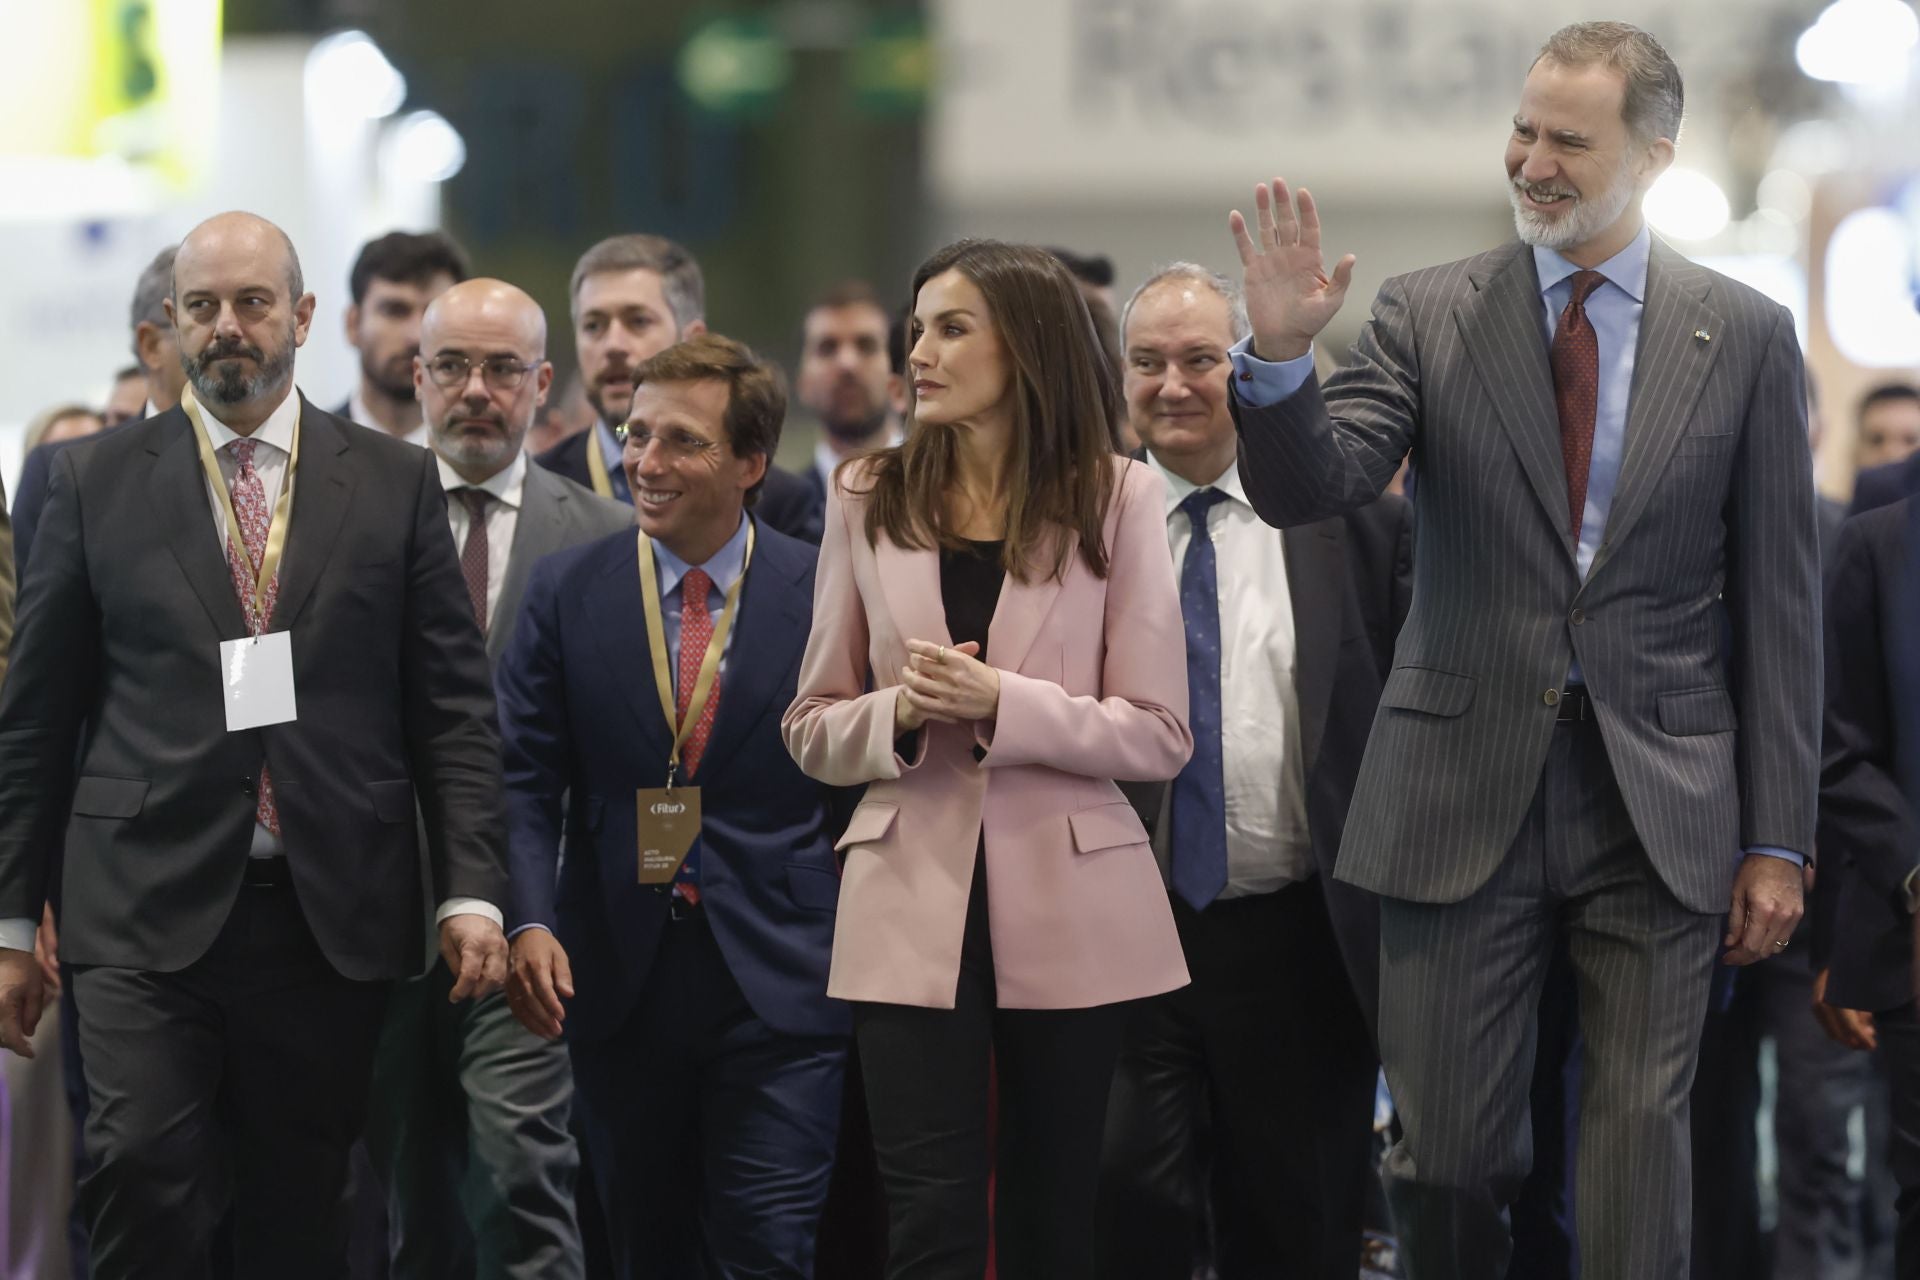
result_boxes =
[850,239,1121,581]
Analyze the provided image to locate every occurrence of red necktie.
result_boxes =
[457,488,491,633]
[1550,269,1607,540]
[673,568,720,905]
[225,439,282,836]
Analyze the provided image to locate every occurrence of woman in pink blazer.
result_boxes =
[783,239,1192,1279]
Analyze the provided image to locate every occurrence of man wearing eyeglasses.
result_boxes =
[498,333,849,1278]
[362,279,631,1280]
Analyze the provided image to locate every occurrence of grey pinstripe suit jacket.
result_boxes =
[1232,237,1820,913]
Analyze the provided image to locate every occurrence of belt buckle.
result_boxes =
[1557,688,1587,723]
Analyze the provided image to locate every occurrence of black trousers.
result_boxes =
[854,852,1129,1280]
[1880,1001,1920,1279]
[69,878,390,1280]
[1095,877,1378,1279]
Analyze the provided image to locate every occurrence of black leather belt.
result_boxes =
[242,856,292,887]
[1556,686,1593,723]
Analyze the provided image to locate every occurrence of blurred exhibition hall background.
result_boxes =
[2,0,1918,498]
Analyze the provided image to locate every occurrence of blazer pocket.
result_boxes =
[368,779,415,824]
[1069,802,1150,854]
[834,802,898,852]
[71,775,149,819]
[1672,430,1736,456]
[1380,666,1478,718]
[786,864,841,912]
[1657,687,1736,736]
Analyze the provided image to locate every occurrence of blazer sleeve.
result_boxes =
[0,467,14,690]
[1817,513,1917,902]
[0,450,98,923]
[495,558,570,932]
[399,448,510,908]
[981,464,1193,782]
[1231,276,1420,529]
[9,444,52,589]
[1726,306,1822,858]
[783,476,929,787]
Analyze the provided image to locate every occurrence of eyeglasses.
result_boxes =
[423,353,543,391]
[615,423,719,460]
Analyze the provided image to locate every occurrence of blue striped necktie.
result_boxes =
[1170,487,1229,911]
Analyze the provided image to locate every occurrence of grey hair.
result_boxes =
[568,233,704,329]
[129,245,177,357]
[1534,21,1684,146]
[1120,263,1252,346]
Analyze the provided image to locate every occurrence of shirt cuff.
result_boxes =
[435,898,503,928]
[1746,846,1805,869]
[507,922,552,939]
[1904,866,1919,915]
[1228,335,1317,408]
[0,918,36,954]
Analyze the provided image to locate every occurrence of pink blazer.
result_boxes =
[783,456,1193,1010]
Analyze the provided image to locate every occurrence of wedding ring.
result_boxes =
[937,645,946,663]
[1774,940,1789,950]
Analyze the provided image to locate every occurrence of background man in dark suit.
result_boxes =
[1098,263,1409,1279]
[1849,383,1920,517]
[501,334,848,1278]
[537,234,823,542]
[1225,22,1819,1278]
[334,230,470,443]
[0,211,510,1278]
[1817,495,1920,1274]
[363,278,631,1280]
[793,280,902,507]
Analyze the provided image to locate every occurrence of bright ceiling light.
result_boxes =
[386,110,466,182]
[1644,168,1731,242]
[305,30,407,120]
[1825,206,1920,366]
[1796,0,1919,85]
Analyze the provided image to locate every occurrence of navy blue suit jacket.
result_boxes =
[1818,496,1920,1013]
[496,515,848,1044]
[1849,453,1920,517]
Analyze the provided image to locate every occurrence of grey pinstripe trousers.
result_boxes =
[1378,714,1722,1280]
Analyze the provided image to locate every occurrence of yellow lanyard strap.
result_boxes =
[635,520,756,786]
[586,433,614,499]
[183,387,300,633]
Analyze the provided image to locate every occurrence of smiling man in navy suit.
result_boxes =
[497,333,848,1279]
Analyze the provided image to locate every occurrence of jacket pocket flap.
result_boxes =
[71,775,149,818]
[1380,666,1478,718]
[1069,802,1150,854]
[834,802,899,851]
[786,864,841,910]
[1657,687,1735,736]
[368,779,415,824]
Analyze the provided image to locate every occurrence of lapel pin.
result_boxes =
[1693,328,1711,343]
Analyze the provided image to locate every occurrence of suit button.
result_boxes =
[1543,689,1561,707]
[1570,608,1586,626]
[241,778,255,796]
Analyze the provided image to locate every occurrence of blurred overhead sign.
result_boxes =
[931,0,1808,204]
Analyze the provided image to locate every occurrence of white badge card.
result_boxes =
[220,631,298,731]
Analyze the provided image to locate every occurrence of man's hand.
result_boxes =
[1811,966,1877,1051]
[0,949,47,1058]
[34,904,61,998]
[1722,853,1805,965]
[507,928,573,1041]
[1228,178,1355,363]
[438,913,508,1002]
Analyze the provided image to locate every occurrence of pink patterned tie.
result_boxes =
[225,439,282,836]
[672,569,720,905]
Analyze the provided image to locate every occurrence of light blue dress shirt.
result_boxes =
[595,420,632,502]
[1227,224,1799,869]
[651,512,750,690]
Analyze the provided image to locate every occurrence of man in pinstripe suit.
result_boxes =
[1222,22,1819,1280]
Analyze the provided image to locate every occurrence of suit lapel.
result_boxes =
[583,533,676,771]
[987,546,1066,677]
[1584,241,1724,582]
[493,466,568,664]
[1282,520,1344,774]
[695,519,806,781]
[1455,244,1577,565]
[875,535,951,649]
[146,410,249,637]
[270,398,354,631]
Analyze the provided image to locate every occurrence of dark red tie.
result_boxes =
[457,488,491,633]
[1550,269,1607,539]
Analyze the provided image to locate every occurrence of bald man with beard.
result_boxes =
[0,212,510,1279]
[363,279,629,1280]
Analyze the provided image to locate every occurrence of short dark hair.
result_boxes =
[1045,247,1116,290]
[632,333,786,507]
[113,364,144,383]
[1535,22,1684,146]
[1858,381,1920,424]
[348,230,471,305]
[129,245,176,357]
[569,234,703,328]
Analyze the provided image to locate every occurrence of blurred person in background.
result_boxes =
[526,376,593,458]
[337,230,471,444]
[500,334,848,1278]
[1850,383,1920,517]
[784,239,1193,1279]
[795,280,904,505]
[1225,21,1819,1278]
[1046,247,1118,314]
[1097,263,1408,1279]
[538,234,822,541]
[100,368,147,428]
[363,278,629,1280]
[20,406,104,461]
[1046,249,1130,449]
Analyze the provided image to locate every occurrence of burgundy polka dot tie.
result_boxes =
[1551,269,1607,540]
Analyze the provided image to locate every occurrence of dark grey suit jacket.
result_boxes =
[489,462,632,667]
[1232,237,1821,913]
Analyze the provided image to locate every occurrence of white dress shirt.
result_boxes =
[347,388,431,448]
[437,451,527,631]
[1149,452,1313,897]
